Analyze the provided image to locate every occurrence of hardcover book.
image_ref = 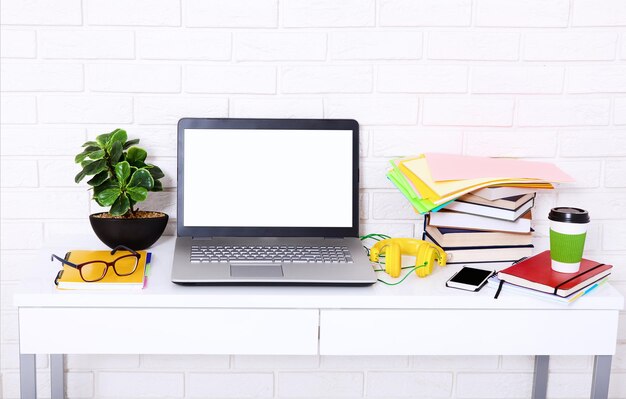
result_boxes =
[444,194,535,221]
[424,224,533,248]
[497,251,612,297]
[423,231,533,265]
[428,210,532,234]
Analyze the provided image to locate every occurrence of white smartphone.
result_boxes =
[445,267,494,292]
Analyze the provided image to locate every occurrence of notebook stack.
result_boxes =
[486,251,612,304]
[386,153,574,266]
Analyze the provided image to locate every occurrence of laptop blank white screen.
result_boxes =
[183,129,353,228]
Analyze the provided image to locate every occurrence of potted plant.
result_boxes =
[75,128,168,250]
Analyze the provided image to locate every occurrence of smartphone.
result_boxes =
[445,266,494,292]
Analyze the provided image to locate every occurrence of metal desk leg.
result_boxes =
[532,355,550,399]
[590,355,612,399]
[50,354,65,399]
[19,354,37,399]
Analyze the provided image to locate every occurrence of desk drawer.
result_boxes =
[320,309,618,356]
[20,308,319,355]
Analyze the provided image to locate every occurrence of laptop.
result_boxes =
[171,118,377,286]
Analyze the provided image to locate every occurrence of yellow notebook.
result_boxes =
[55,250,150,290]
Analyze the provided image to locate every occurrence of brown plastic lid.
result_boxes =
[548,207,589,224]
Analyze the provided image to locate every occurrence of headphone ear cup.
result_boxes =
[435,247,447,266]
[384,244,402,278]
[415,243,433,278]
[426,247,441,277]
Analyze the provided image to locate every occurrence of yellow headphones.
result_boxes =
[369,238,447,278]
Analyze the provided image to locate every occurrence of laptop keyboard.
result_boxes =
[190,245,353,263]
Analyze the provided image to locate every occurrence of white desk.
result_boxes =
[14,237,624,399]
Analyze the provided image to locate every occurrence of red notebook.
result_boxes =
[497,251,612,297]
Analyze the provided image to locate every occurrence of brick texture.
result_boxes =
[235,32,326,61]
[1,0,81,25]
[282,0,375,27]
[428,32,519,60]
[281,66,373,93]
[0,30,37,58]
[524,32,617,61]
[185,0,277,27]
[475,0,569,27]
[330,31,422,60]
[40,30,135,59]
[1,63,84,92]
[184,65,276,94]
[378,65,467,93]
[423,98,514,126]
[471,66,564,94]
[138,31,231,60]
[379,0,471,27]
[86,0,181,27]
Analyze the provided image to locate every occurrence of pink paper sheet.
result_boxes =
[424,153,575,182]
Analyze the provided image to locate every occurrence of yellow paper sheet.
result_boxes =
[399,156,552,205]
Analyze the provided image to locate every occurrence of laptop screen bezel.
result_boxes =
[177,118,359,238]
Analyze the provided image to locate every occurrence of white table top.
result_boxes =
[15,236,624,311]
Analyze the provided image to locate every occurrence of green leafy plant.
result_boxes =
[74,129,164,217]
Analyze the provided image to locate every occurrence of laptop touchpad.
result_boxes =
[230,265,284,278]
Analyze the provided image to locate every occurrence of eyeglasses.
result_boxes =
[51,245,141,282]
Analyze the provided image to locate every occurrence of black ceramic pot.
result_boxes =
[89,212,168,250]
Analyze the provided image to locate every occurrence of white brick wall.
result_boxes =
[282,66,373,93]
[38,95,134,124]
[235,32,326,61]
[282,0,375,28]
[378,65,467,93]
[423,98,514,126]
[87,64,181,93]
[378,0,472,27]
[0,30,37,58]
[39,30,135,60]
[185,0,278,28]
[329,31,422,60]
[571,0,626,27]
[523,32,618,61]
[427,32,519,60]
[184,65,276,93]
[366,371,453,397]
[475,0,570,28]
[517,98,611,127]
[138,31,231,60]
[86,0,181,27]
[1,0,625,398]
[1,62,84,92]
[471,66,564,94]
[1,0,82,26]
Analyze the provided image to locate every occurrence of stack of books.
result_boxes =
[387,153,574,266]
[423,189,536,266]
[486,251,612,304]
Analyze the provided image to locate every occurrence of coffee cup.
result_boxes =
[548,207,590,274]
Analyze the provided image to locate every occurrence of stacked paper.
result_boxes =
[387,153,573,215]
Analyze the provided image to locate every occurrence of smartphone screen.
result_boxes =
[446,266,495,292]
[449,267,493,286]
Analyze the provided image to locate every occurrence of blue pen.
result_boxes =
[582,278,609,297]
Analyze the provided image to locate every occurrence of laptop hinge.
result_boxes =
[323,237,344,239]
[192,237,213,240]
